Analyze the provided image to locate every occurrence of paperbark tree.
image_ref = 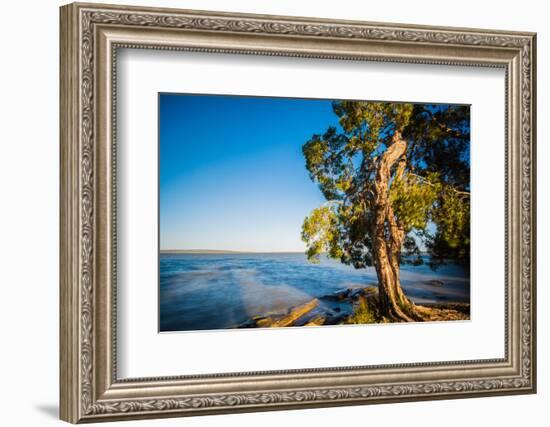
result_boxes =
[301,102,470,321]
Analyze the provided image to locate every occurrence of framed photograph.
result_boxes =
[60,2,537,423]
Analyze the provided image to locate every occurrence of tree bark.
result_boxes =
[371,131,421,321]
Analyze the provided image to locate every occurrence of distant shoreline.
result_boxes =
[160,249,431,255]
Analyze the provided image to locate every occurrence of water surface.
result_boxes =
[159,253,469,332]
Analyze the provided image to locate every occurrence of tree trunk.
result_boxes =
[371,131,421,321]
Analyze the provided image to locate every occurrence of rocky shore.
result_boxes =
[238,285,470,328]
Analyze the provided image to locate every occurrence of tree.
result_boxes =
[301,101,470,321]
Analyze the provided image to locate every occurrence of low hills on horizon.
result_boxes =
[160,249,431,255]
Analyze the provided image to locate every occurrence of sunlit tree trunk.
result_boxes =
[371,131,420,321]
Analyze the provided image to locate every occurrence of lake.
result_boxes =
[159,252,470,332]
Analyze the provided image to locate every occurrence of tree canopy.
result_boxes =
[301,101,470,271]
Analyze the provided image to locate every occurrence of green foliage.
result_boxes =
[348,296,376,324]
[302,127,352,200]
[301,101,470,270]
[389,172,441,232]
[301,206,342,263]
[428,189,470,269]
[403,105,470,188]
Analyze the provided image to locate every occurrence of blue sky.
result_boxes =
[159,94,339,252]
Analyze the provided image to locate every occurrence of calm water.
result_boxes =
[159,253,469,332]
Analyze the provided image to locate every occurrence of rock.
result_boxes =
[426,280,445,287]
[238,319,259,328]
[324,312,349,325]
[255,317,274,327]
[270,299,320,327]
[240,286,380,328]
[304,315,325,326]
[349,288,364,298]
[321,289,350,301]
[321,286,374,303]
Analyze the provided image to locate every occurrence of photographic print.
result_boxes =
[159,94,471,332]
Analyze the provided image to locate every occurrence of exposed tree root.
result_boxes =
[362,289,469,323]
[408,303,469,322]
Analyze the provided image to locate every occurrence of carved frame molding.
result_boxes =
[60,2,536,423]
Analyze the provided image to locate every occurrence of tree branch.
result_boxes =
[408,172,470,196]
[322,200,343,208]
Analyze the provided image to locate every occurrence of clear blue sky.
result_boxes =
[159,94,339,252]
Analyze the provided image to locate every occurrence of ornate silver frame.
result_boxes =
[60,2,536,423]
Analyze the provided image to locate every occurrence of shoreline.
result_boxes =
[238,285,470,328]
[159,255,470,331]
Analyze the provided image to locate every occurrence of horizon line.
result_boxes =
[160,249,431,255]
[160,248,306,254]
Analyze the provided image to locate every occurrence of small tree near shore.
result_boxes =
[301,101,470,322]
